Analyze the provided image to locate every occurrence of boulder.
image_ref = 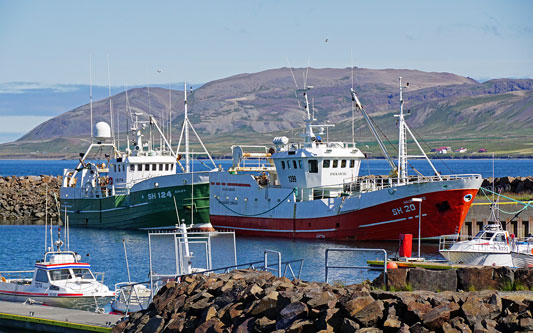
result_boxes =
[407,268,457,291]
[457,267,500,291]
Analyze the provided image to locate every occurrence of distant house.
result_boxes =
[432,146,451,154]
[478,148,488,153]
[454,147,468,153]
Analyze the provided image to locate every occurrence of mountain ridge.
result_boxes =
[2,67,533,158]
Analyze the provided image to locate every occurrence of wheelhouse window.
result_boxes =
[159,164,163,171]
[293,160,297,169]
[130,164,135,171]
[152,164,157,171]
[144,164,150,171]
[308,160,318,173]
[287,161,291,169]
[35,269,49,283]
[72,268,94,280]
[165,164,169,171]
[332,160,338,168]
[50,269,72,281]
[113,165,116,172]
[323,160,330,168]
[281,161,285,169]
[137,164,142,171]
[298,160,303,169]
[341,160,347,168]
[350,160,355,168]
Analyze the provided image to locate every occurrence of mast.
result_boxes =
[184,82,190,173]
[89,55,93,141]
[397,77,408,184]
[394,77,442,184]
[107,55,115,149]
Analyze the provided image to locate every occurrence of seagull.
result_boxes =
[325,38,328,43]
[157,69,162,73]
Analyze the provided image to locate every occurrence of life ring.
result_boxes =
[1,276,6,282]
[531,248,533,255]
[108,177,113,185]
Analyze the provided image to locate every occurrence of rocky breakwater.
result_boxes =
[0,175,61,222]
[113,268,533,333]
[481,176,533,195]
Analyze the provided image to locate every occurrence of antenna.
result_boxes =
[350,50,355,145]
[107,55,115,147]
[169,83,172,146]
[89,55,93,140]
[304,56,310,89]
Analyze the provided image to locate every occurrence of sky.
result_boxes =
[0,0,532,142]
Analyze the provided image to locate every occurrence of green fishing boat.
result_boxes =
[60,84,216,229]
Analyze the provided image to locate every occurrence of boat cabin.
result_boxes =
[32,252,95,288]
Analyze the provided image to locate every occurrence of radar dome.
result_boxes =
[94,122,112,139]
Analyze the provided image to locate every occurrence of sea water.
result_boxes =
[1,158,532,178]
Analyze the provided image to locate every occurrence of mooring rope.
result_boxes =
[479,187,533,215]
[215,188,296,217]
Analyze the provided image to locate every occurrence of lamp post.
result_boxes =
[411,197,423,259]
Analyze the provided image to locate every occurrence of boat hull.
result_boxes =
[440,250,513,267]
[511,252,533,268]
[0,287,113,311]
[209,173,483,240]
[61,182,210,229]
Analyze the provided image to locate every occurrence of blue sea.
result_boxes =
[1,158,532,178]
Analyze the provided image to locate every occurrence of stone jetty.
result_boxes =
[0,175,61,222]
[113,268,533,333]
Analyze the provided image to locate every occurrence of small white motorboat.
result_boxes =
[0,230,114,311]
[439,223,514,267]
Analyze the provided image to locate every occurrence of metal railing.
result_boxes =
[325,248,387,284]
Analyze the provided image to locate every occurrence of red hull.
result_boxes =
[211,188,478,240]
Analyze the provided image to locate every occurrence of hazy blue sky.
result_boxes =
[1,0,532,86]
[0,0,532,143]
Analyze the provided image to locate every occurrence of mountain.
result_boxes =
[1,67,532,158]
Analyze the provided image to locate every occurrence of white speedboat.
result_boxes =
[439,223,514,266]
[0,242,114,311]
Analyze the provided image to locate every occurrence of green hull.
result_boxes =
[60,183,210,229]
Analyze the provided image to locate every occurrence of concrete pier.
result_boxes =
[461,198,533,238]
[0,301,120,332]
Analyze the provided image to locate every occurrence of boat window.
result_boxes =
[35,269,49,283]
[332,160,338,168]
[159,164,163,171]
[308,160,318,173]
[171,164,174,171]
[474,230,484,239]
[50,269,72,281]
[298,160,302,169]
[144,164,150,171]
[152,164,157,171]
[293,160,297,169]
[494,233,506,243]
[341,160,347,168]
[350,160,355,168]
[287,160,291,169]
[114,165,116,172]
[72,268,94,280]
[281,161,285,169]
[165,164,169,171]
[130,164,135,171]
[323,160,330,168]
[482,232,494,240]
